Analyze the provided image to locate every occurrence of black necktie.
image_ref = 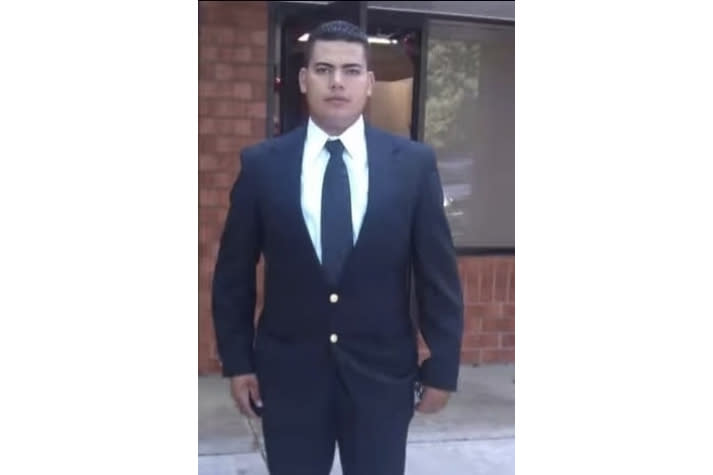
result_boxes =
[321,139,353,285]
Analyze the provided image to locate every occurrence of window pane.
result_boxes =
[424,20,514,248]
[368,1,515,21]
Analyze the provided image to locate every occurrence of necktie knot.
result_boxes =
[325,139,345,158]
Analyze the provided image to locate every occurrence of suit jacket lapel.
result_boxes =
[271,125,326,274]
[350,124,397,259]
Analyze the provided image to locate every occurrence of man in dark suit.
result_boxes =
[212,20,463,475]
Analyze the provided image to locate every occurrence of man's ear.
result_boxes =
[366,70,375,97]
[299,67,307,94]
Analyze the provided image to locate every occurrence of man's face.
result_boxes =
[299,40,374,134]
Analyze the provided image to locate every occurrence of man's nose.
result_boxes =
[330,70,344,88]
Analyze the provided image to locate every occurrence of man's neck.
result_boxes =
[310,115,361,138]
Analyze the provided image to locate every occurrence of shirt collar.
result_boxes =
[305,115,366,165]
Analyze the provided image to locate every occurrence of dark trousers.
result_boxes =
[256,341,416,475]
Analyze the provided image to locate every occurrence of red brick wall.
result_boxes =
[416,256,515,366]
[199,1,268,374]
[197,1,515,374]
[457,256,515,365]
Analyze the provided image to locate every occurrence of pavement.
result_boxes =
[199,364,514,475]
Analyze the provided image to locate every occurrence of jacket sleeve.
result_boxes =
[412,147,464,391]
[211,149,263,377]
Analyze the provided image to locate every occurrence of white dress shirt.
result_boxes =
[301,115,369,264]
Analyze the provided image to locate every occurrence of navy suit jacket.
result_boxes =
[212,123,464,392]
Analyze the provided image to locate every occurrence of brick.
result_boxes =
[199,298,212,314]
[250,30,267,47]
[200,207,221,225]
[199,171,214,188]
[216,152,241,171]
[493,261,509,302]
[251,46,267,64]
[481,349,514,364]
[215,63,233,81]
[249,87,267,105]
[216,188,230,207]
[252,119,267,137]
[200,259,216,279]
[234,29,254,45]
[507,269,515,302]
[200,62,215,80]
[200,45,219,62]
[235,65,266,82]
[482,319,498,332]
[199,154,220,171]
[199,81,217,98]
[247,101,267,119]
[199,100,211,116]
[467,303,503,319]
[465,267,481,303]
[207,82,251,100]
[231,8,267,27]
[457,260,468,299]
[199,2,239,26]
[479,261,495,302]
[199,117,216,135]
[198,298,212,320]
[216,27,237,45]
[199,357,221,375]
[461,256,480,272]
[481,349,501,364]
[498,349,515,363]
[503,303,515,317]
[216,119,251,136]
[464,315,481,333]
[202,171,236,191]
[198,223,217,243]
[216,135,243,154]
[464,333,499,349]
[482,318,514,333]
[218,207,229,225]
[198,295,211,315]
[500,333,515,348]
[213,171,236,189]
[199,26,220,45]
[214,100,246,117]
[210,241,222,260]
[199,287,212,302]
[200,207,229,229]
[199,189,223,207]
[218,46,251,63]
[231,83,252,99]
[199,135,217,154]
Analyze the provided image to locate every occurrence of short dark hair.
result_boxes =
[304,20,370,67]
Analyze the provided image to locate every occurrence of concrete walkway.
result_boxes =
[199,364,514,474]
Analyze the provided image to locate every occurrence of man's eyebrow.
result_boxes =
[312,62,363,69]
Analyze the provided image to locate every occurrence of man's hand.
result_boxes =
[415,386,451,414]
[230,374,263,419]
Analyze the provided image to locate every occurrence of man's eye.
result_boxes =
[316,67,328,74]
[347,68,361,75]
